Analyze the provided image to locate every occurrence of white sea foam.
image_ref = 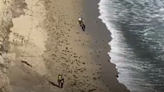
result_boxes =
[98,0,164,92]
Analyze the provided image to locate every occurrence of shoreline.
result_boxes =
[83,0,130,91]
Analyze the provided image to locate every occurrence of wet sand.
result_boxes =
[84,0,130,92]
[0,0,129,92]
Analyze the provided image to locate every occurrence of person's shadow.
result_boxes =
[47,80,60,88]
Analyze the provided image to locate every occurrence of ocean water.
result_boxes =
[98,0,164,92]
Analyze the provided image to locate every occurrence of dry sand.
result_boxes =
[0,0,129,92]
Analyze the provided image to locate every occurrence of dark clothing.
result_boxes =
[58,75,64,88]
[60,78,64,88]
[78,20,84,25]
[58,80,61,86]
[78,20,85,31]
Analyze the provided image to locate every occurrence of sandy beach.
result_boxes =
[0,0,129,92]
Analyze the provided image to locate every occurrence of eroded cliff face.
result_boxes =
[0,0,27,91]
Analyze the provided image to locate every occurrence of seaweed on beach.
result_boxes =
[21,60,32,67]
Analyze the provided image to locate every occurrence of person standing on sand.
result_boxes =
[78,17,85,31]
[58,75,64,88]
[60,77,64,88]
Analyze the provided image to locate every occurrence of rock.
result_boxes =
[0,56,4,65]
[0,42,2,50]
[0,38,3,42]
[3,0,6,4]
[0,42,2,45]
[0,72,10,90]
[2,68,7,73]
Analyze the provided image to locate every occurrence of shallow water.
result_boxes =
[98,0,164,92]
